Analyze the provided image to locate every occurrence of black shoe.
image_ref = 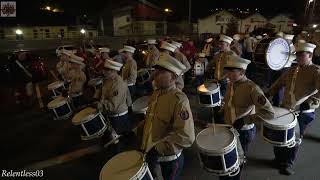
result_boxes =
[270,159,280,169]
[279,166,295,176]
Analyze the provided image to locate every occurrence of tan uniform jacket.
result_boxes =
[68,69,86,95]
[207,50,236,80]
[146,47,160,67]
[100,74,129,114]
[267,63,320,110]
[175,51,191,73]
[143,85,195,155]
[122,58,137,85]
[224,76,275,125]
[56,61,71,81]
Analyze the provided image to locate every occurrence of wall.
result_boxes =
[269,15,294,33]
[240,14,267,33]
[198,11,236,34]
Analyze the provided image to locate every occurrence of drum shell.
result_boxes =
[47,98,73,120]
[254,38,274,67]
[196,127,240,176]
[262,118,297,147]
[197,83,221,107]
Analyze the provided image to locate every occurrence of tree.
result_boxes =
[226,18,239,36]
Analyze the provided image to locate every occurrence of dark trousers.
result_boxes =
[273,112,315,167]
[108,113,130,134]
[237,126,257,157]
[71,94,85,111]
[128,85,136,101]
[194,75,205,89]
[219,79,228,97]
[159,153,184,180]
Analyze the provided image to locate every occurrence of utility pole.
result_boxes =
[188,0,192,34]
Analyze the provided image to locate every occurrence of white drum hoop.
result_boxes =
[77,112,107,140]
[48,97,73,120]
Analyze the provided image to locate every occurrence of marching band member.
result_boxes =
[266,42,320,175]
[221,55,275,180]
[231,34,242,56]
[206,34,236,96]
[202,37,214,58]
[56,50,72,82]
[66,54,87,109]
[145,39,160,68]
[120,45,137,100]
[141,53,195,180]
[193,52,208,89]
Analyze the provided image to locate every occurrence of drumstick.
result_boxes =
[275,110,300,119]
[211,107,216,134]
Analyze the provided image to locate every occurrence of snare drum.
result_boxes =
[100,150,153,180]
[137,68,151,85]
[262,107,297,147]
[47,96,73,120]
[196,125,240,176]
[132,96,149,121]
[72,107,108,140]
[47,81,65,98]
[197,82,221,107]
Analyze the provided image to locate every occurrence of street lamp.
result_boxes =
[313,24,318,28]
[80,29,86,34]
[45,6,51,11]
[15,29,23,35]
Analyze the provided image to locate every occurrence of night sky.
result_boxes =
[3,0,307,25]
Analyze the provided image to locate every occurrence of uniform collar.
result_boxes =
[233,75,247,85]
[299,61,313,68]
[158,84,176,95]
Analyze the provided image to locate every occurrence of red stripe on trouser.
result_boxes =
[170,159,180,180]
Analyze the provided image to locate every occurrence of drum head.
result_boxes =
[196,126,234,152]
[48,81,64,90]
[132,96,149,113]
[197,82,219,94]
[72,107,97,125]
[266,38,290,70]
[100,150,144,180]
[267,106,295,125]
[47,96,67,108]
[88,78,103,87]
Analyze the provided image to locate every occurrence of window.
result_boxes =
[33,29,38,39]
[45,29,50,38]
[0,29,4,39]
[220,26,224,33]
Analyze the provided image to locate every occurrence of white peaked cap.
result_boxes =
[298,39,306,43]
[69,54,85,66]
[59,49,73,57]
[219,35,233,44]
[171,41,182,48]
[119,45,136,53]
[224,55,251,70]
[284,34,295,41]
[256,35,263,40]
[99,47,110,53]
[206,38,213,43]
[296,42,316,53]
[233,34,240,41]
[156,53,186,76]
[104,59,123,71]
[276,31,284,37]
[198,52,206,58]
[147,39,157,44]
[160,41,177,53]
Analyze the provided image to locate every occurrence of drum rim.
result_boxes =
[200,155,240,176]
[80,125,107,140]
[263,117,297,129]
[48,81,64,90]
[197,83,220,94]
[99,150,145,180]
[53,110,73,120]
[47,97,68,108]
[196,127,237,154]
[72,108,100,125]
[132,96,149,113]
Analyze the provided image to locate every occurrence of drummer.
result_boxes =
[66,54,87,110]
[206,34,237,96]
[266,42,320,175]
[145,39,160,68]
[56,49,72,82]
[119,45,137,100]
[172,40,192,85]
[96,59,132,134]
[221,55,275,179]
[140,53,195,180]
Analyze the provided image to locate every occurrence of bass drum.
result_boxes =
[254,38,291,71]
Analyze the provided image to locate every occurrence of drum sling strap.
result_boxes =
[15,60,32,78]
[215,53,223,81]
[226,82,237,124]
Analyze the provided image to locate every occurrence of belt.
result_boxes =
[241,123,255,130]
[128,83,135,86]
[301,109,315,113]
[158,152,182,162]
[107,110,128,117]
